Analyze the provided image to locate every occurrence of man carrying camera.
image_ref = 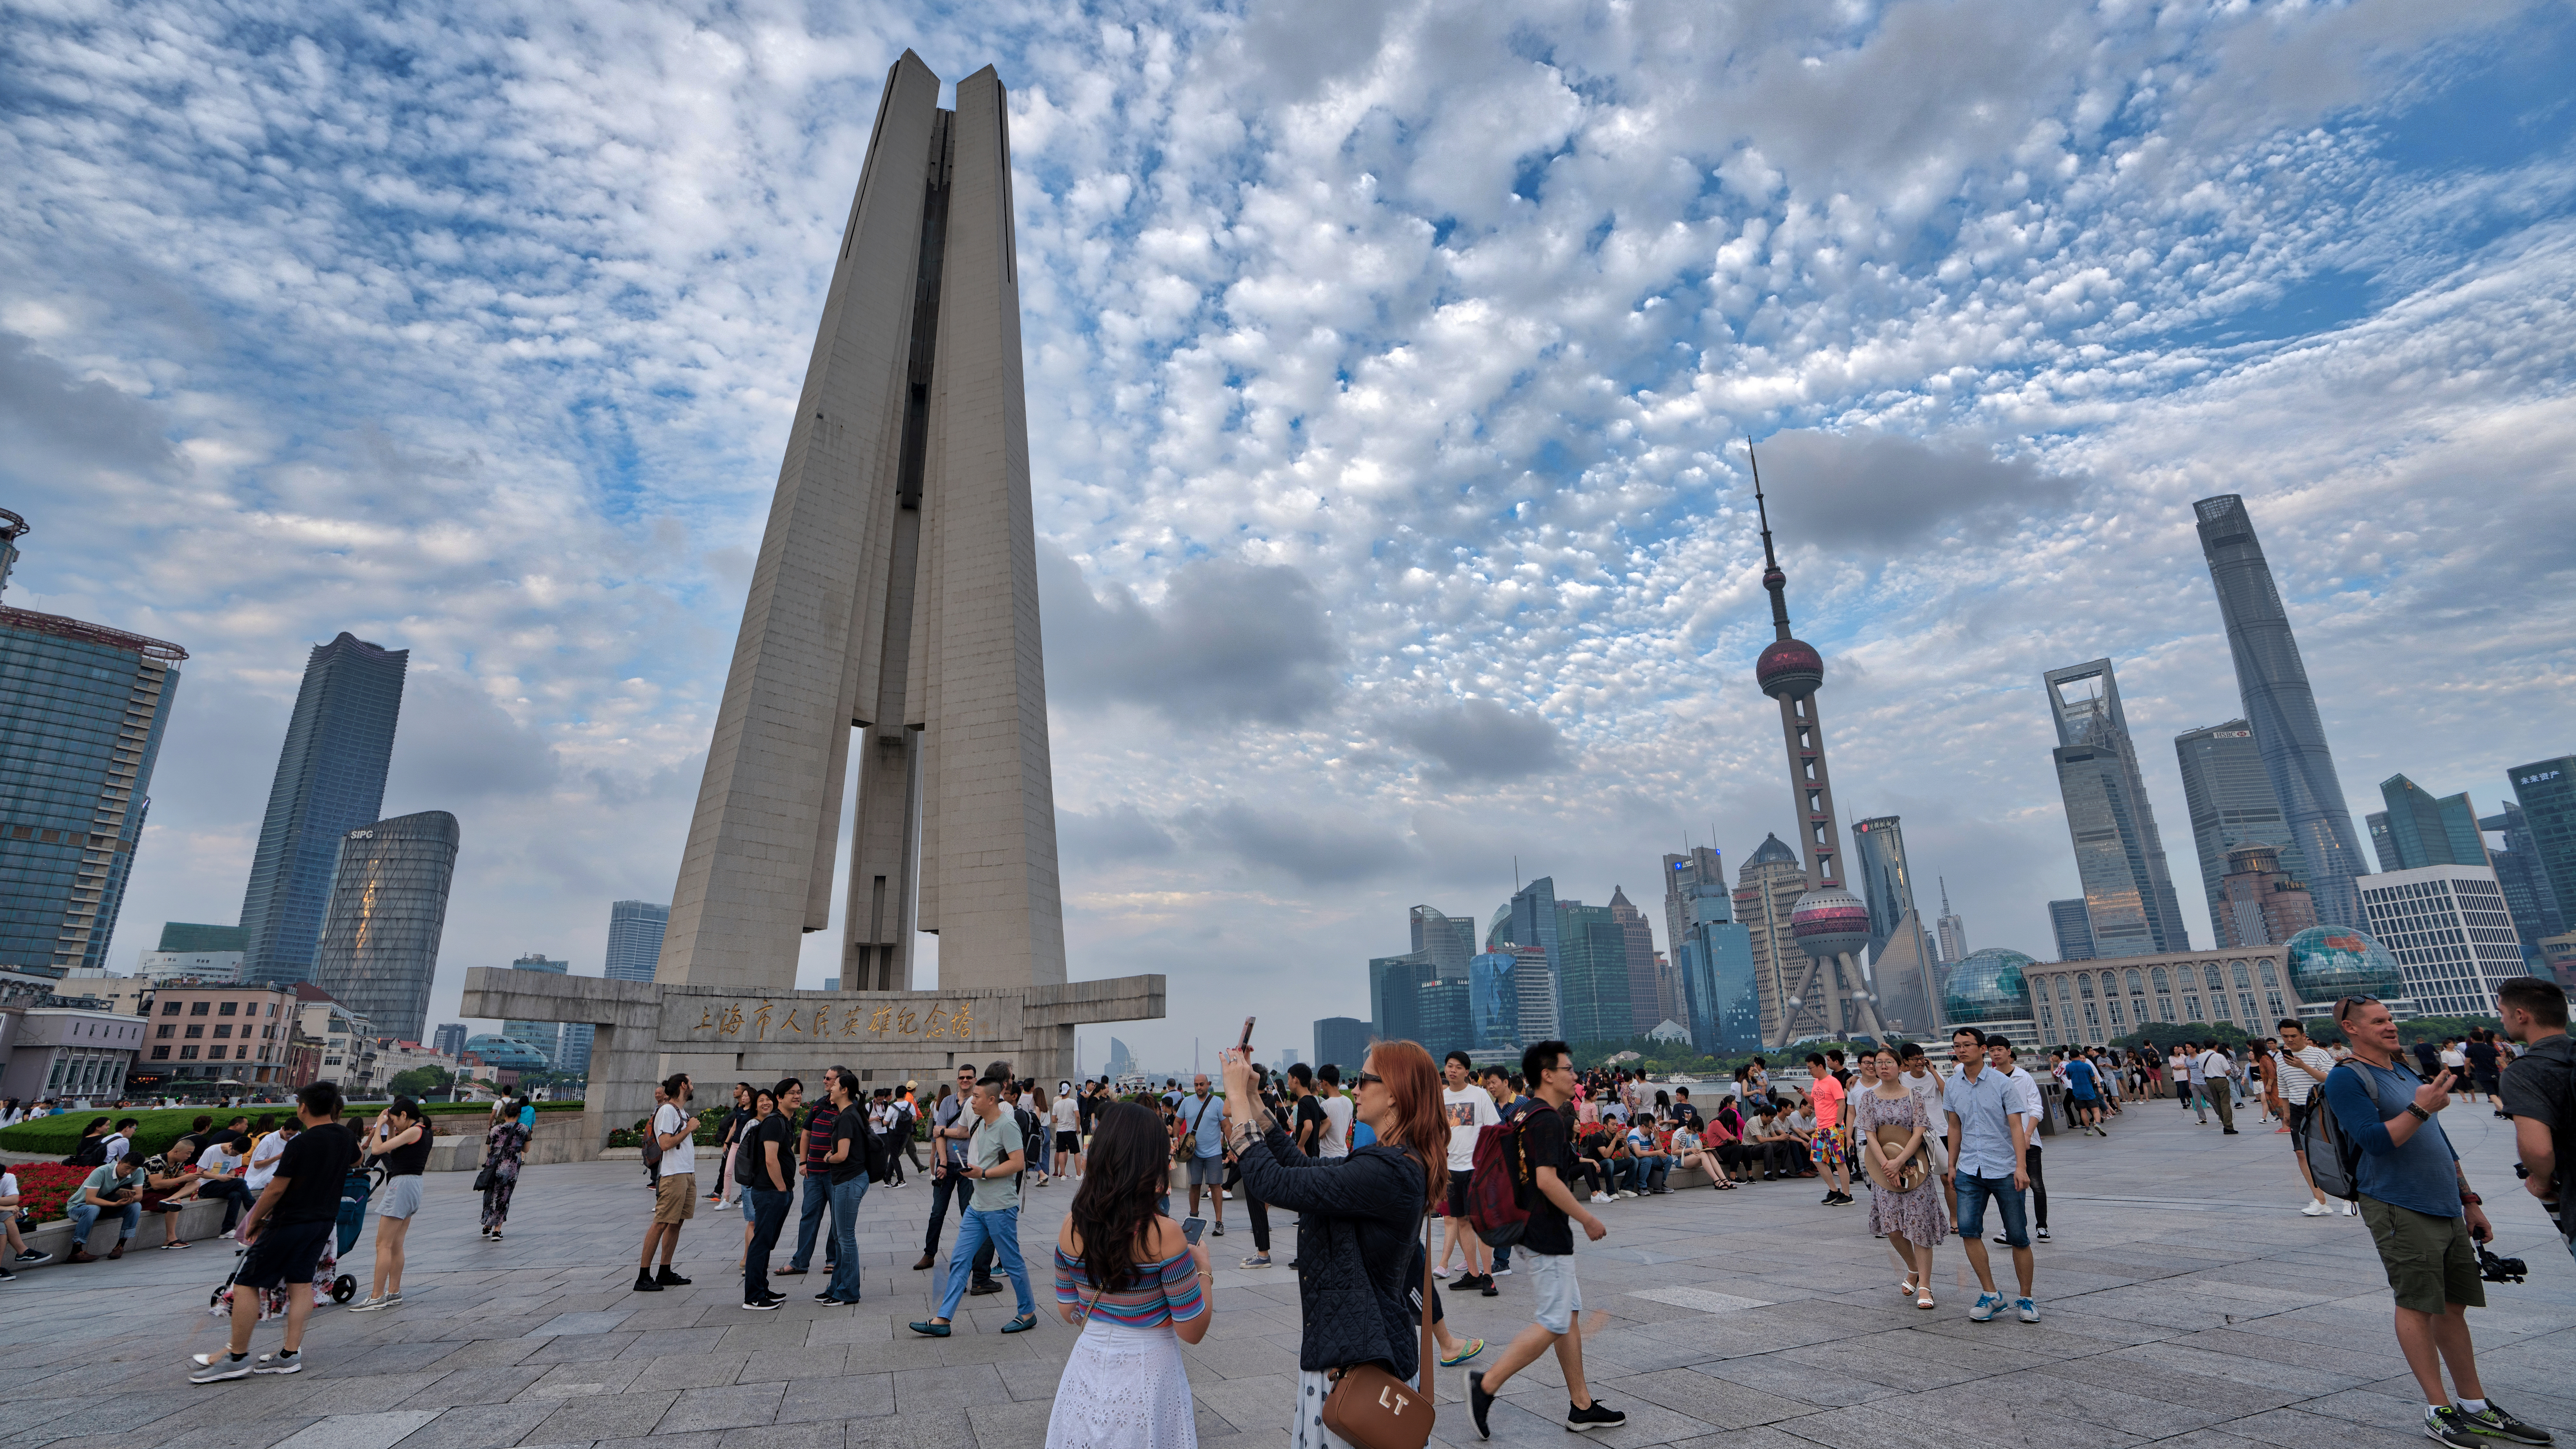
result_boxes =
[2321,996,2550,1446]
[2497,978,2572,1266]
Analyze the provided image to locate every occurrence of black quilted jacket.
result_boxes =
[1231,1127,1428,1380]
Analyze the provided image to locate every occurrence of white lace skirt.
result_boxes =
[1045,1318,1197,1449]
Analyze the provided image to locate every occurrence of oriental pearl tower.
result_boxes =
[1748,444,1887,1044]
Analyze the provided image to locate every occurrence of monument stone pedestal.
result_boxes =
[463,966,1163,1151]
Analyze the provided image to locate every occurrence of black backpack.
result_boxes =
[2301,1061,2382,1203]
[1013,1105,1043,1176]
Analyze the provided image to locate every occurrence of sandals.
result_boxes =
[1916,1289,1936,1310]
[1438,1338,1486,1367]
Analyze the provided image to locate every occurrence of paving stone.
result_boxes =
[386,1402,559,1449]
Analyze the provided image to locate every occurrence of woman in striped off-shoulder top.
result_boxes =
[1043,1102,1213,1448]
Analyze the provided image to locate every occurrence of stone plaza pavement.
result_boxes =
[3,1097,2570,1449]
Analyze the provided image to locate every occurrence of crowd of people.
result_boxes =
[39,979,2557,1449]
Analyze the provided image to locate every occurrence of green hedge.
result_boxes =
[0,1099,584,1158]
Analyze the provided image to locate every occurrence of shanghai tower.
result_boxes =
[2193,495,2367,928]
[1748,446,1885,1044]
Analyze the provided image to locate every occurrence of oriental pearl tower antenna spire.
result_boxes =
[1747,441,1886,1045]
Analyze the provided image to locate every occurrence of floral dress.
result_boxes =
[1854,1089,1947,1246]
[480,1118,529,1230]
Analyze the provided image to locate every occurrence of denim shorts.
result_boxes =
[1954,1171,2028,1248]
[1527,1251,1582,1335]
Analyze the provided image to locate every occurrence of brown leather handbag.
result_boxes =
[1319,1213,1437,1449]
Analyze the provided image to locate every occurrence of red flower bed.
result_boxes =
[8,1163,91,1225]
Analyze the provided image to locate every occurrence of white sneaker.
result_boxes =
[1221,1190,1234,1200]
[348,1295,389,1311]
[1590,1192,1612,1204]
[2301,1201,2331,1217]
[1434,1266,1451,1278]
[2340,1200,2357,1216]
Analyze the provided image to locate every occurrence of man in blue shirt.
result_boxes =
[1175,1073,1228,1238]
[2321,997,2544,1447]
[2063,1051,2104,1136]
[1941,1027,2035,1324]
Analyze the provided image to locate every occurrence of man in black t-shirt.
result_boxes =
[189,1082,359,1383]
[1286,1064,1328,1155]
[1467,1042,1623,1438]
[2462,1031,2503,1107]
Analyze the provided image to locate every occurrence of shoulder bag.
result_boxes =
[1320,1169,1437,1449]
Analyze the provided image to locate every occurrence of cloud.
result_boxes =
[1178,802,1417,885]
[0,331,178,476]
[1749,430,2083,549]
[1385,699,1566,784]
[1057,802,1177,863]
[1041,547,1342,725]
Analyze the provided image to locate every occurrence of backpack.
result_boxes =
[1465,1116,1533,1247]
[2301,1062,2378,1202]
[1013,1106,1043,1177]
[64,1136,109,1168]
[640,1107,666,1181]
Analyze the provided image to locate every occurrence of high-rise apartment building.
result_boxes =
[1934,878,1966,964]
[309,811,459,1043]
[2217,844,2318,946]
[2370,775,2488,873]
[239,633,409,985]
[2048,900,2096,961]
[2507,756,2576,931]
[1605,886,1661,1036]
[2479,804,2564,966]
[2046,659,2193,957]
[0,508,185,974]
[502,953,570,1067]
[2356,866,2529,1019]
[431,1022,467,1058]
[1733,834,1809,1047]
[2194,495,2369,928]
[604,900,671,983]
[2174,720,2306,945]
[1552,899,1628,1045]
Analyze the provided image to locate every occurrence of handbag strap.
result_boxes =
[1417,1166,1435,1385]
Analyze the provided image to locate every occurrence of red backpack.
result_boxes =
[1465,1114,1533,1247]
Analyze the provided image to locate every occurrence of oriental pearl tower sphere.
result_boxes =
[1749,443,1888,1044]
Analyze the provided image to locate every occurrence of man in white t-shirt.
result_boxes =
[1438,1051,1501,1292]
[1316,1065,1353,1160]
[0,1168,49,1273]
[1898,1043,1949,1150]
[2273,1020,2345,1216]
[243,1120,294,1195]
[636,1072,697,1293]
[2196,1044,2239,1133]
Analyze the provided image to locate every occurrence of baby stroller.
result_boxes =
[203,1169,369,1318]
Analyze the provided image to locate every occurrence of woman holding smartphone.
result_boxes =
[1045,1102,1212,1447]
[352,1098,432,1310]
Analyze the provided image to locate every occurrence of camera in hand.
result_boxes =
[2477,1246,2527,1285]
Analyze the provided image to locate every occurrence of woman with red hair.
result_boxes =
[1221,1037,1460,1448]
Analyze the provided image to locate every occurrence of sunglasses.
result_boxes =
[1352,1071,1385,1087]
[2335,994,2380,1020]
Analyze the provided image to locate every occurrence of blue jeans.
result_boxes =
[790,1172,834,1270]
[1955,1171,2029,1249]
[827,1176,867,1301]
[743,1187,791,1304]
[70,1197,141,1246]
[937,1205,1032,1320]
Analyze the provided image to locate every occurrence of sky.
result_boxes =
[5,0,2573,1076]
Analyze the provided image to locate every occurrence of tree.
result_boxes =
[386,1066,455,1098]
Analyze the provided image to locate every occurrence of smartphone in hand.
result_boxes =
[1182,1216,1206,1245]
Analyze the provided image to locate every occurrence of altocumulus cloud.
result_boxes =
[1,0,2571,1063]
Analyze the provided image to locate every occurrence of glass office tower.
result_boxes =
[1468,951,1519,1049]
[2046,659,2192,956]
[1849,817,1917,961]
[1552,899,1628,1045]
[309,810,460,1043]
[2194,495,2369,928]
[2371,775,2488,873]
[2511,756,2576,931]
[2049,899,2097,961]
[603,899,670,983]
[0,509,185,973]
[2479,803,2564,965]
[2175,719,2307,945]
[240,633,409,985]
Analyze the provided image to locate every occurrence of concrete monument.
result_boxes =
[467,52,1161,1148]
